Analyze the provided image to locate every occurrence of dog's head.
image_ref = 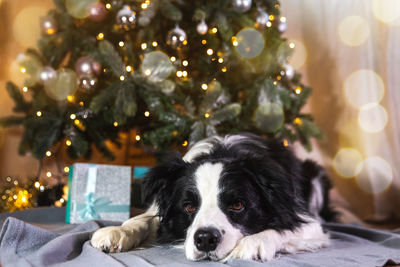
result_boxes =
[143,134,306,261]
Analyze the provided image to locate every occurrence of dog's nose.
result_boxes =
[194,227,221,252]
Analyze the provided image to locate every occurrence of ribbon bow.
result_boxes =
[78,192,111,221]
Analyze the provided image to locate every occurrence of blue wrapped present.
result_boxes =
[66,163,131,224]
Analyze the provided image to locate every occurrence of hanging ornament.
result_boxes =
[74,56,101,76]
[65,0,98,19]
[255,8,269,28]
[166,25,187,49]
[116,5,136,30]
[284,64,294,79]
[232,0,252,13]
[40,15,58,35]
[278,18,287,32]
[197,20,208,35]
[141,51,173,82]
[44,68,78,101]
[13,53,43,87]
[39,66,57,83]
[88,2,107,22]
[78,75,98,92]
[160,80,176,95]
[253,102,284,133]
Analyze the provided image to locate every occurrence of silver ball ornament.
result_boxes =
[78,75,98,92]
[256,9,269,27]
[39,66,57,83]
[232,0,252,13]
[166,26,187,49]
[75,56,101,76]
[116,5,136,30]
[197,20,208,35]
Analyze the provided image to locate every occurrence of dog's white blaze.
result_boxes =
[183,137,223,163]
[185,162,243,260]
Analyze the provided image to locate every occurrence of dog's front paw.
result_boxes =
[225,234,277,262]
[91,226,138,253]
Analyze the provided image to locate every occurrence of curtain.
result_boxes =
[281,0,400,221]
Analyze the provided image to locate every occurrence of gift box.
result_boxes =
[131,166,150,209]
[66,163,131,224]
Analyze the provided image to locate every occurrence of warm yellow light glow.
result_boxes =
[218,58,224,63]
[36,111,42,117]
[182,71,188,77]
[141,3,148,9]
[119,41,124,47]
[338,16,370,47]
[34,181,40,189]
[67,95,74,102]
[105,3,111,9]
[221,67,227,72]
[358,103,388,133]
[152,41,158,47]
[79,101,84,106]
[182,140,188,147]
[60,198,65,203]
[126,65,133,72]
[46,151,52,157]
[266,21,272,27]
[344,69,384,108]
[120,75,125,81]
[280,17,286,22]
[269,15,275,21]
[232,36,239,46]
[211,27,218,33]
[273,81,278,85]
[183,40,188,45]
[141,43,147,50]
[202,39,207,45]
[144,111,150,117]
[176,70,183,77]
[356,157,393,194]
[277,75,281,81]
[74,119,80,125]
[170,56,176,62]
[66,139,72,146]
[113,121,118,127]
[97,33,104,40]
[287,40,307,69]
[289,42,295,49]
[207,49,214,55]
[64,166,69,173]
[295,86,302,94]
[371,0,400,23]
[201,83,208,90]
[294,118,302,125]
[70,114,76,120]
[283,139,289,147]
[182,60,188,66]
[333,148,363,178]
[135,135,141,141]
[204,113,210,118]
[46,171,52,177]
[20,67,26,73]
[22,86,28,92]
[144,68,151,76]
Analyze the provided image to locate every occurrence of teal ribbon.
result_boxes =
[77,192,129,221]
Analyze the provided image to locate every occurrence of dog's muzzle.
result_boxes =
[194,227,222,252]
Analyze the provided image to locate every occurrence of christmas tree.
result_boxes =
[0,0,323,162]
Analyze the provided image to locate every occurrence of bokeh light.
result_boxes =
[356,157,393,194]
[13,6,48,47]
[358,103,388,133]
[9,53,43,87]
[338,16,370,47]
[371,0,400,23]
[141,51,173,82]
[287,40,307,69]
[65,0,99,19]
[344,69,385,108]
[333,148,363,178]
[234,28,265,58]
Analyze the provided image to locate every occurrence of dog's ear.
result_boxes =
[142,153,188,210]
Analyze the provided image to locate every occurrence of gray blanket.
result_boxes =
[1,208,399,267]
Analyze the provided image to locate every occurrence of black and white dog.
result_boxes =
[91,134,335,261]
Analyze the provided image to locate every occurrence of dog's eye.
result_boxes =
[184,203,196,214]
[230,201,244,211]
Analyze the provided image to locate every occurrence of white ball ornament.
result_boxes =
[197,20,208,35]
[166,25,187,49]
[232,0,252,13]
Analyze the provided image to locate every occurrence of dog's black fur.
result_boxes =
[142,134,336,245]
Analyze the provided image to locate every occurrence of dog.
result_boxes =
[91,133,335,261]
